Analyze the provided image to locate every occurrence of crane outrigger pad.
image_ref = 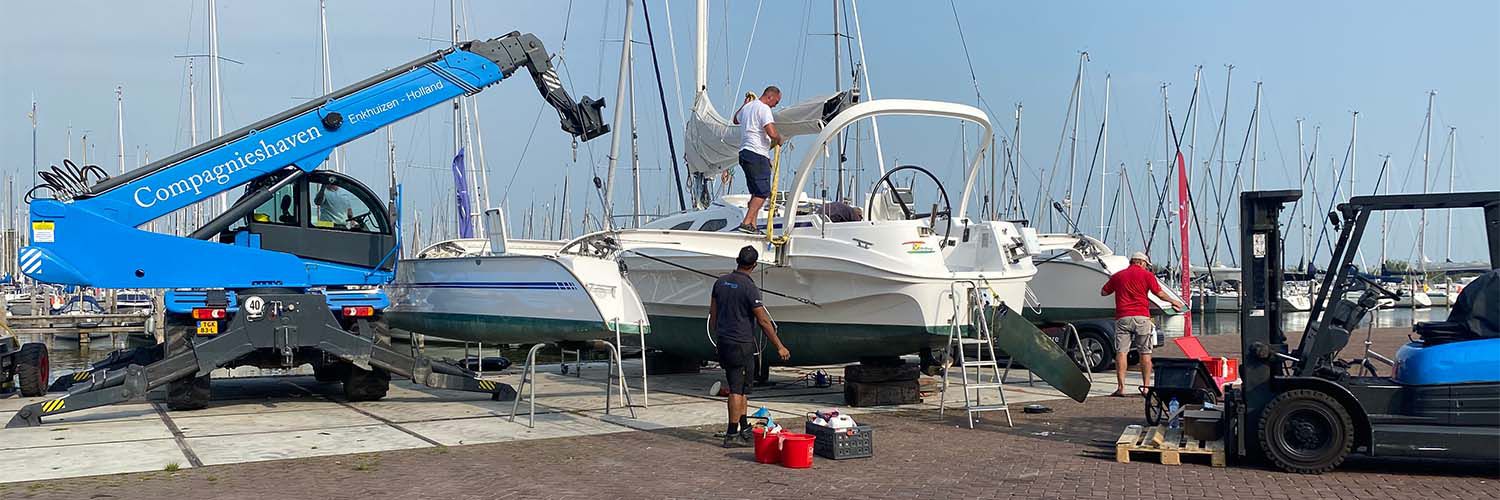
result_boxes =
[6,293,514,428]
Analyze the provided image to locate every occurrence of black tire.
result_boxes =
[16,342,49,397]
[313,361,349,383]
[342,365,390,401]
[1127,350,1141,366]
[1070,329,1112,373]
[166,374,211,411]
[919,347,950,377]
[1258,389,1355,474]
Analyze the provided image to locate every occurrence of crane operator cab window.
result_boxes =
[250,181,300,226]
[309,176,385,233]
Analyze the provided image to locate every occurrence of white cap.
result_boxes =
[1129,252,1150,263]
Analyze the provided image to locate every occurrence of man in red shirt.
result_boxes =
[1100,252,1185,397]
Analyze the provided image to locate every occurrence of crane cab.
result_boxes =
[227,170,396,272]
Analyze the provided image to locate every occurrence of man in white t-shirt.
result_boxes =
[731,86,784,233]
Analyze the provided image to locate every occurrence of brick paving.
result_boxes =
[3,327,1495,499]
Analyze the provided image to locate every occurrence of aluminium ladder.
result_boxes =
[939,281,1013,428]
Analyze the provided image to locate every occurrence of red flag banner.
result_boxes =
[1176,150,1193,338]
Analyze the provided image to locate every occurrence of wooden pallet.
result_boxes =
[1115,424,1226,467]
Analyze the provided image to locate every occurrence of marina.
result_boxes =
[0,0,1496,497]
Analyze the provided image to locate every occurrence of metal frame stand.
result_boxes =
[508,340,636,428]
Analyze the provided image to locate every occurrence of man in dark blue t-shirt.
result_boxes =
[709,245,790,448]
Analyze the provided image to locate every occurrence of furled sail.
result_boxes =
[684,90,858,177]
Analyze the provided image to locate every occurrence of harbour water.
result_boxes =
[1160,306,1443,337]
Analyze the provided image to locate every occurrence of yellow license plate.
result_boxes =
[196,321,219,335]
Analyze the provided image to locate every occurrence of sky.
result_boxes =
[2,0,1496,267]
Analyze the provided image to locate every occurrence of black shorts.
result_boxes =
[717,340,757,395]
[738,149,772,198]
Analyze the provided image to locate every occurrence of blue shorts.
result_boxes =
[738,149,772,198]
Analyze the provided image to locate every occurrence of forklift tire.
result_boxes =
[16,343,49,397]
[342,366,390,402]
[166,375,212,411]
[1258,389,1354,474]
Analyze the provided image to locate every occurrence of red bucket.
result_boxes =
[778,432,815,469]
[752,427,781,464]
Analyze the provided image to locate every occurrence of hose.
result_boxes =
[26,159,110,202]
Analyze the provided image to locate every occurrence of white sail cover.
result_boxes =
[685,90,856,176]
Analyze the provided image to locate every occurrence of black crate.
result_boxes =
[805,420,873,459]
[843,379,921,407]
[843,362,919,383]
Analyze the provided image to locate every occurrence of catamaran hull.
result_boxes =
[386,254,649,344]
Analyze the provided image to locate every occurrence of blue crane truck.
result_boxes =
[7,31,609,427]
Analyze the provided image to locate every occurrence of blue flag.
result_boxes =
[451,147,473,238]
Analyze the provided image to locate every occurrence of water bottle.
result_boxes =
[1167,397,1181,429]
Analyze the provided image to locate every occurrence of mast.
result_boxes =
[319,0,343,172]
[1380,154,1390,269]
[1297,118,1307,270]
[1349,111,1358,204]
[29,98,37,193]
[187,58,201,230]
[1420,91,1434,276]
[603,0,636,230]
[629,44,642,228]
[1065,52,1087,224]
[1188,67,1200,265]
[1250,81,1261,190]
[1215,65,1232,258]
[695,0,707,93]
[208,0,226,214]
[847,0,886,176]
[115,85,125,174]
[1446,127,1456,263]
[1012,103,1022,218]
[1099,74,1110,237]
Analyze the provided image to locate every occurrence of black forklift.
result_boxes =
[1224,189,1500,473]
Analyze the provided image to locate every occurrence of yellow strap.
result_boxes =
[763,146,788,245]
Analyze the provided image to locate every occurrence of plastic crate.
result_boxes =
[804,420,873,460]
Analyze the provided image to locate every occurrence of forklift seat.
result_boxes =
[1412,270,1499,345]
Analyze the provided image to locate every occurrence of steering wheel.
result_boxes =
[866,164,955,247]
[349,211,375,231]
[1349,272,1402,302]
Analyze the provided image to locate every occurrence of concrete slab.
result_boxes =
[0,438,189,484]
[585,401,729,431]
[185,424,431,466]
[170,406,381,438]
[399,412,628,447]
[349,399,511,424]
[0,418,172,451]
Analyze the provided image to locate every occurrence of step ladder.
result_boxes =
[939,281,1013,428]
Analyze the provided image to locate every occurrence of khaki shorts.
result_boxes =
[1115,316,1155,354]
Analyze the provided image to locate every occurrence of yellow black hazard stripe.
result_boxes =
[74,371,90,381]
[41,398,66,413]
[477,379,496,391]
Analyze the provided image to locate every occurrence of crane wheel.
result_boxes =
[16,343,49,397]
[167,375,212,411]
[342,366,390,402]
[1258,389,1354,474]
